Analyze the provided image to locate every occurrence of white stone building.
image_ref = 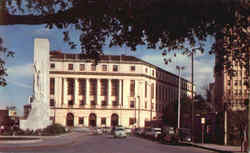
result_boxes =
[48,51,194,128]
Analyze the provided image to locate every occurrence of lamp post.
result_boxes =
[176,65,185,129]
[201,117,206,144]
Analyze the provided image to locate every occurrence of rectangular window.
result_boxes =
[80,64,85,71]
[79,79,86,95]
[68,64,73,70]
[91,101,96,106]
[151,83,154,98]
[101,118,106,125]
[152,70,154,76]
[129,118,136,125]
[91,64,96,71]
[50,78,55,95]
[90,79,97,95]
[68,100,74,106]
[101,101,107,106]
[145,82,147,98]
[79,117,84,124]
[79,100,85,106]
[113,65,118,72]
[130,101,135,108]
[145,68,148,73]
[145,101,147,109]
[130,80,135,97]
[102,65,108,71]
[67,78,74,95]
[101,79,108,96]
[130,66,136,71]
[50,63,55,69]
[50,99,55,107]
[234,80,238,86]
[112,101,118,107]
[111,79,119,96]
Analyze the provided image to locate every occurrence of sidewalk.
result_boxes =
[0,132,88,151]
[190,143,242,153]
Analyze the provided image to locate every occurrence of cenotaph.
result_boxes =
[20,38,51,130]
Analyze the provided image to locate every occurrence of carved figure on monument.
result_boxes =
[20,38,52,130]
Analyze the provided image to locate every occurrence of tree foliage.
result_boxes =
[0,0,249,86]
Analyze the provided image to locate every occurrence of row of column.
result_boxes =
[56,78,123,107]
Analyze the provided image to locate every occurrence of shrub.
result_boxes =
[41,124,66,136]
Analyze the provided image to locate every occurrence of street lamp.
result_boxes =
[201,117,206,144]
[176,65,185,129]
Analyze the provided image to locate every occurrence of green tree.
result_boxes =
[0,0,249,86]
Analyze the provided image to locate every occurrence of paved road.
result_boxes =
[0,134,216,153]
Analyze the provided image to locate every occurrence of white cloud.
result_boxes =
[7,63,33,78]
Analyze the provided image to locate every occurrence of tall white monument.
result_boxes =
[20,38,51,130]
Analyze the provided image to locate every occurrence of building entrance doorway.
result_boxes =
[66,113,74,127]
[111,114,119,127]
[89,113,97,127]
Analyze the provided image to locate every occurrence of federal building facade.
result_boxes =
[48,51,194,128]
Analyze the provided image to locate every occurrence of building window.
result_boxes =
[130,101,135,108]
[67,78,74,95]
[80,100,85,106]
[234,80,238,86]
[101,79,108,96]
[130,66,136,71]
[50,99,55,107]
[50,63,55,69]
[90,79,97,96]
[68,100,74,106]
[79,117,84,124]
[80,64,85,71]
[113,65,118,72]
[102,65,108,71]
[129,118,136,125]
[50,78,55,95]
[151,83,154,98]
[91,64,96,71]
[79,79,86,95]
[145,68,148,73]
[101,118,106,125]
[91,101,96,106]
[130,80,135,97]
[111,79,119,96]
[68,64,73,70]
[145,82,147,98]
[112,101,118,107]
[101,101,107,106]
[145,101,147,109]
[152,70,154,76]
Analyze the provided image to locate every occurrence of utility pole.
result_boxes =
[177,65,184,129]
[191,49,195,143]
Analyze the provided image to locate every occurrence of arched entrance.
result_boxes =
[111,114,119,127]
[89,113,97,127]
[66,113,74,127]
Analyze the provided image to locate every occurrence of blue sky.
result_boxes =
[0,25,215,115]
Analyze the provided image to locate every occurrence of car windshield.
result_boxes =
[116,128,124,131]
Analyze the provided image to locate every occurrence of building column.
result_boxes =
[108,79,112,106]
[57,77,62,108]
[97,79,101,106]
[119,80,122,106]
[74,78,79,106]
[63,78,67,106]
[86,78,90,106]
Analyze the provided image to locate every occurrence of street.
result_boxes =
[0,134,215,153]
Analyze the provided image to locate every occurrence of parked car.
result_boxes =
[145,128,162,140]
[113,126,127,138]
[177,128,192,142]
[159,126,178,144]
[134,128,144,136]
[94,127,103,135]
[125,128,132,136]
[102,127,112,134]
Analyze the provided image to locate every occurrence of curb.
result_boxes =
[189,143,235,153]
